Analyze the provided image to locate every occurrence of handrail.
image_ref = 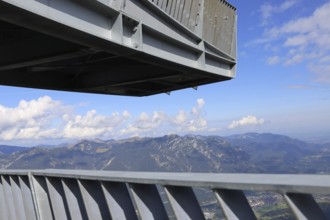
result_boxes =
[0,169,329,219]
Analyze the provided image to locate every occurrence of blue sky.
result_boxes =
[1,0,330,146]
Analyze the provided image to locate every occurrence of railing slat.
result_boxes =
[181,0,192,26]
[78,179,112,220]
[2,175,18,220]
[19,176,37,220]
[46,177,70,220]
[31,176,54,220]
[214,189,256,220]
[177,0,185,22]
[157,0,164,8]
[165,0,173,13]
[161,0,168,11]
[164,185,205,219]
[0,176,9,220]
[101,181,138,220]
[284,193,326,220]
[61,178,88,220]
[129,183,169,220]
[1,171,330,220]
[10,176,27,220]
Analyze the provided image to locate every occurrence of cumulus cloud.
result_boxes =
[0,97,210,142]
[228,116,265,129]
[0,96,63,140]
[172,98,208,132]
[120,111,167,136]
[196,98,205,108]
[62,110,130,139]
[255,2,330,83]
[121,98,209,136]
[0,96,131,141]
[260,0,299,25]
[267,2,330,48]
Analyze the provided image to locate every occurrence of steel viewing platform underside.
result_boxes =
[0,0,236,96]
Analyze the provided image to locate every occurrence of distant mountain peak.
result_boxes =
[1,133,328,174]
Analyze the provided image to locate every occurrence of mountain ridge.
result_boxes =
[1,133,329,174]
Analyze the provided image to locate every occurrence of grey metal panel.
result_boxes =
[61,178,88,220]
[78,179,111,220]
[181,0,192,27]
[129,183,169,219]
[284,193,326,220]
[187,0,199,31]
[10,176,27,220]
[19,176,37,220]
[101,181,138,220]
[46,177,70,220]
[165,0,173,14]
[202,0,235,55]
[173,0,182,20]
[157,0,163,8]
[231,14,237,59]
[161,0,168,11]
[31,176,54,220]
[177,0,185,22]
[169,0,177,16]
[1,175,17,220]
[164,185,205,219]
[0,176,9,220]
[214,189,256,220]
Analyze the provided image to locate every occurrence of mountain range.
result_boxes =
[1,132,330,174]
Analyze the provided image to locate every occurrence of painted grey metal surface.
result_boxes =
[284,193,327,220]
[0,0,236,96]
[214,189,256,220]
[0,170,330,219]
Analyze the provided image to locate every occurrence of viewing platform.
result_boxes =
[2,1,326,219]
[0,0,236,96]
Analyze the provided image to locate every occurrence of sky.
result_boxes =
[0,0,330,146]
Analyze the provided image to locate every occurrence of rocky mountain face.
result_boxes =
[1,133,329,174]
[224,132,328,173]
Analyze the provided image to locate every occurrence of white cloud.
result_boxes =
[0,97,211,142]
[0,96,132,141]
[260,0,299,25]
[172,110,187,125]
[228,116,265,129]
[197,98,205,108]
[267,56,280,65]
[255,2,330,83]
[62,110,130,139]
[0,96,63,140]
[173,98,208,132]
[121,111,167,135]
[121,98,208,136]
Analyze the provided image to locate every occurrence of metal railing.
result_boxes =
[0,170,329,219]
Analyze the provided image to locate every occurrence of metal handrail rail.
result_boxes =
[0,169,329,219]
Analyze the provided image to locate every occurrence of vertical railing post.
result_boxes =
[214,189,256,220]
[284,193,326,220]
[129,183,169,220]
[164,185,205,219]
